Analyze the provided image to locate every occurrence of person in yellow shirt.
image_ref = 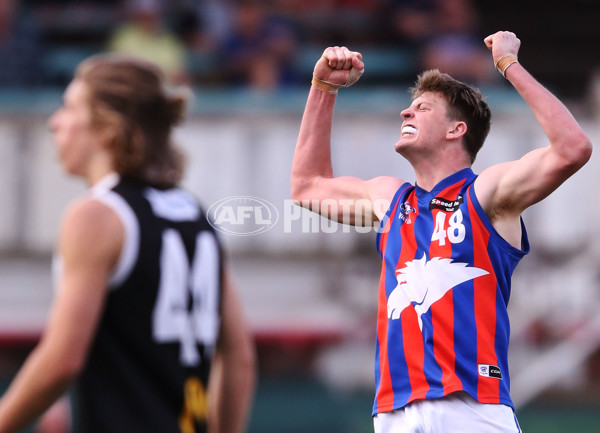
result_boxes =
[108,0,188,84]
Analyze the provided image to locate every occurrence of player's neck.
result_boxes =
[402,139,472,191]
[85,154,115,187]
[412,156,471,192]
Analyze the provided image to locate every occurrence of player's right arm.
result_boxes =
[291,47,404,224]
[0,198,122,433]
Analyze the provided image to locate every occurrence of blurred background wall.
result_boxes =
[1,0,600,432]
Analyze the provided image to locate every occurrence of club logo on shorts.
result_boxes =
[478,364,503,380]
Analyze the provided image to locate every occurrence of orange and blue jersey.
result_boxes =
[373,168,529,415]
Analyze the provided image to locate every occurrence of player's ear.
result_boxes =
[447,121,467,141]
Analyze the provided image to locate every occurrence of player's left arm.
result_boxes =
[0,198,122,433]
[208,268,256,433]
[476,31,592,222]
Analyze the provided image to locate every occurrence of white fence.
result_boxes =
[1,90,599,407]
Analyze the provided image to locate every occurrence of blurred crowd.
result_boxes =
[2,0,501,90]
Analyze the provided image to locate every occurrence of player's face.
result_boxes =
[394,92,453,156]
[48,79,104,177]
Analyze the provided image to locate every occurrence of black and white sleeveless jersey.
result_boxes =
[74,173,222,433]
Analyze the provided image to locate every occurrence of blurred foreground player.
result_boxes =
[291,31,592,432]
[0,54,255,433]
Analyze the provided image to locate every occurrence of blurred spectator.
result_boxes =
[390,0,497,85]
[389,0,437,47]
[332,0,383,45]
[107,0,188,84]
[193,0,235,50]
[0,0,44,87]
[421,0,497,85]
[290,0,376,46]
[167,0,235,85]
[219,0,299,90]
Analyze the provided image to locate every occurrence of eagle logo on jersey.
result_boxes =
[387,254,489,330]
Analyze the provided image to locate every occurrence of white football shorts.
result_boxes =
[373,392,521,433]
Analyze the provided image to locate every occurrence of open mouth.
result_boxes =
[401,125,417,136]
